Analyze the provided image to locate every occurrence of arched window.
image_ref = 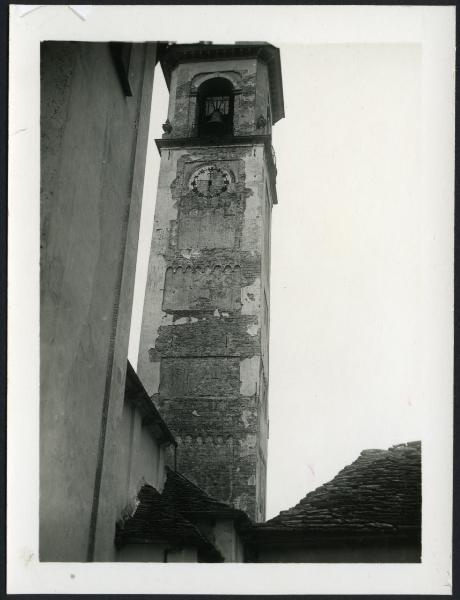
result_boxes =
[197,77,234,137]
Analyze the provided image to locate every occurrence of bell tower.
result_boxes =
[137,43,284,521]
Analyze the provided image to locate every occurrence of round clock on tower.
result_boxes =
[189,165,231,198]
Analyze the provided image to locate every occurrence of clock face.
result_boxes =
[189,165,231,198]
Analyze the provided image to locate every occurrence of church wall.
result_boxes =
[40,41,156,561]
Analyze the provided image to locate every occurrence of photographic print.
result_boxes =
[8,4,454,594]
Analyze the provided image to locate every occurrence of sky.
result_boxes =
[129,43,426,520]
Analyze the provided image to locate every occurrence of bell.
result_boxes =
[208,109,224,124]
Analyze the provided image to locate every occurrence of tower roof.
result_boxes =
[159,42,285,124]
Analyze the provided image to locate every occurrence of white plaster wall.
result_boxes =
[213,519,238,562]
[116,399,166,521]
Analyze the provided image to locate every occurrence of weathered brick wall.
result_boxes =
[138,54,276,521]
[163,266,241,311]
[159,395,259,516]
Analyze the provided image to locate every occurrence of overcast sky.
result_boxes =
[129,43,426,519]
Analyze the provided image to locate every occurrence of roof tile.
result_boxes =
[260,441,421,534]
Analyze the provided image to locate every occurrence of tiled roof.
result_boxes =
[125,361,176,446]
[163,467,252,526]
[115,484,223,562]
[258,441,421,536]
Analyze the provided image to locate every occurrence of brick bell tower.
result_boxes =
[137,42,284,522]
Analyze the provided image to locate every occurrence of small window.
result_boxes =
[197,77,234,137]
